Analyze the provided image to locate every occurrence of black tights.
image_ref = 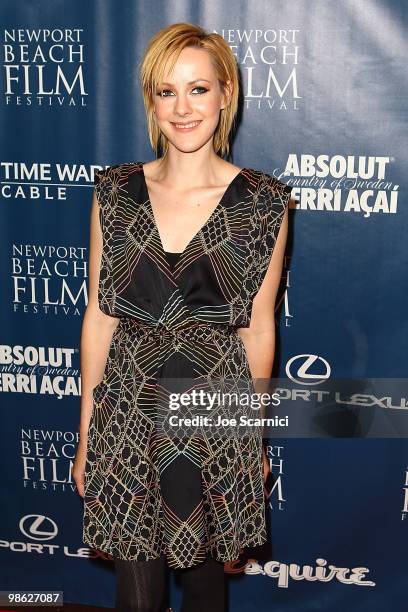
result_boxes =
[114,554,226,612]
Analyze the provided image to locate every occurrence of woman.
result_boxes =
[73,21,292,612]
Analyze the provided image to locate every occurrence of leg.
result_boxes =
[179,555,226,612]
[114,554,168,612]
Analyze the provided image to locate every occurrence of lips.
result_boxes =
[171,120,202,130]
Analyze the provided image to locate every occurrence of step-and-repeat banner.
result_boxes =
[1,1,406,610]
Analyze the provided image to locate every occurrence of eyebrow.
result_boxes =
[160,79,212,86]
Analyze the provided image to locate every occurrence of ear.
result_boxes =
[221,80,233,110]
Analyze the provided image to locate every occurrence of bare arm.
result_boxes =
[78,189,120,443]
[237,204,289,384]
[237,204,289,482]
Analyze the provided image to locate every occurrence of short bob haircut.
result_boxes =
[139,22,240,159]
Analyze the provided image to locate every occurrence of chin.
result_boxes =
[172,142,209,154]
[163,133,213,153]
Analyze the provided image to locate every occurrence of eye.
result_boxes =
[192,86,208,94]
[156,89,174,97]
[156,86,209,98]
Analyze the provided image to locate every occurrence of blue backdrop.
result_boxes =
[1,1,407,610]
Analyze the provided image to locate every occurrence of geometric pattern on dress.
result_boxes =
[82,161,292,568]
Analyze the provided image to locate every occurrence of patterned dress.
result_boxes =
[82,161,292,568]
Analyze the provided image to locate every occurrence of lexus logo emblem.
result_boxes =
[286,354,331,385]
[19,515,58,541]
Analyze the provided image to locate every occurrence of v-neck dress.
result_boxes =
[82,161,292,568]
[163,250,181,269]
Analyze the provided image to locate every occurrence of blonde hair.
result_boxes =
[139,22,240,159]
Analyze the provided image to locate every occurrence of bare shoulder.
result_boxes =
[141,159,162,180]
[218,160,244,184]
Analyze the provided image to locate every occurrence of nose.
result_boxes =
[173,92,193,117]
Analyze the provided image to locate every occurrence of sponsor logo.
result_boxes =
[286,354,331,384]
[1,161,100,201]
[21,427,80,492]
[0,515,110,559]
[276,154,398,215]
[216,28,301,111]
[19,514,58,541]
[0,345,80,395]
[10,240,89,315]
[3,28,88,107]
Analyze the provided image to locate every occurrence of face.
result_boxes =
[152,46,231,154]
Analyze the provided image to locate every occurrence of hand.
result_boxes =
[71,437,88,498]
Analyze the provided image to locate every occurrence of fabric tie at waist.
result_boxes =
[117,318,239,345]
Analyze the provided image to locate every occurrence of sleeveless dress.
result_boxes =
[82,161,292,569]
